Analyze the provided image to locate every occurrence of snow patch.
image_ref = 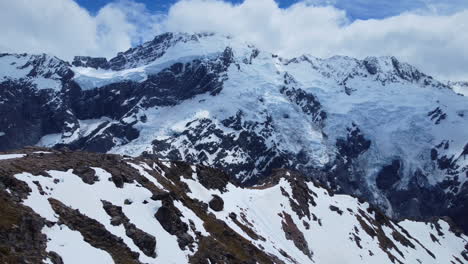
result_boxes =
[0,154,26,160]
[43,224,114,264]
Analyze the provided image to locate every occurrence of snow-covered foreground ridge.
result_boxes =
[0,147,466,264]
[0,32,467,234]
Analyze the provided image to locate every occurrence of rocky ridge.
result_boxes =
[0,147,466,263]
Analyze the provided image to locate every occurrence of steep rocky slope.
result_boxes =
[0,32,467,234]
[0,147,466,264]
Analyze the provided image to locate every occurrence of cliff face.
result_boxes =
[0,147,466,264]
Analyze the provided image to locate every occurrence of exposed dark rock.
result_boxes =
[49,198,142,264]
[102,200,156,257]
[72,56,110,69]
[0,191,48,264]
[73,166,98,184]
[151,191,171,201]
[391,57,423,82]
[329,205,343,215]
[154,196,194,250]
[228,213,266,242]
[376,160,401,190]
[208,195,224,211]
[280,74,327,126]
[336,124,371,160]
[428,107,447,124]
[280,212,313,260]
[363,57,379,75]
[0,80,68,151]
[48,251,64,264]
[197,165,230,192]
[188,235,274,264]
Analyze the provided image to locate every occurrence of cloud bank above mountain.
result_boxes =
[1,0,467,81]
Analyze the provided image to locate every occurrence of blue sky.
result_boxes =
[75,0,468,20]
[75,0,294,12]
[74,0,409,19]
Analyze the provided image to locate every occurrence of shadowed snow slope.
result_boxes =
[0,32,467,234]
[0,147,466,264]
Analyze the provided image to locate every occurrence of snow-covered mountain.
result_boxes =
[0,32,467,235]
[449,81,468,97]
[0,147,466,263]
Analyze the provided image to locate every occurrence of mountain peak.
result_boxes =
[0,53,73,90]
[363,56,429,81]
[71,32,235,72]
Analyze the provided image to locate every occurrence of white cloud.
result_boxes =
[1,0,467,81]
[0,0,145,60]
[161,0,468,81]
[100,0,165,45]
[306,0,468,19]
